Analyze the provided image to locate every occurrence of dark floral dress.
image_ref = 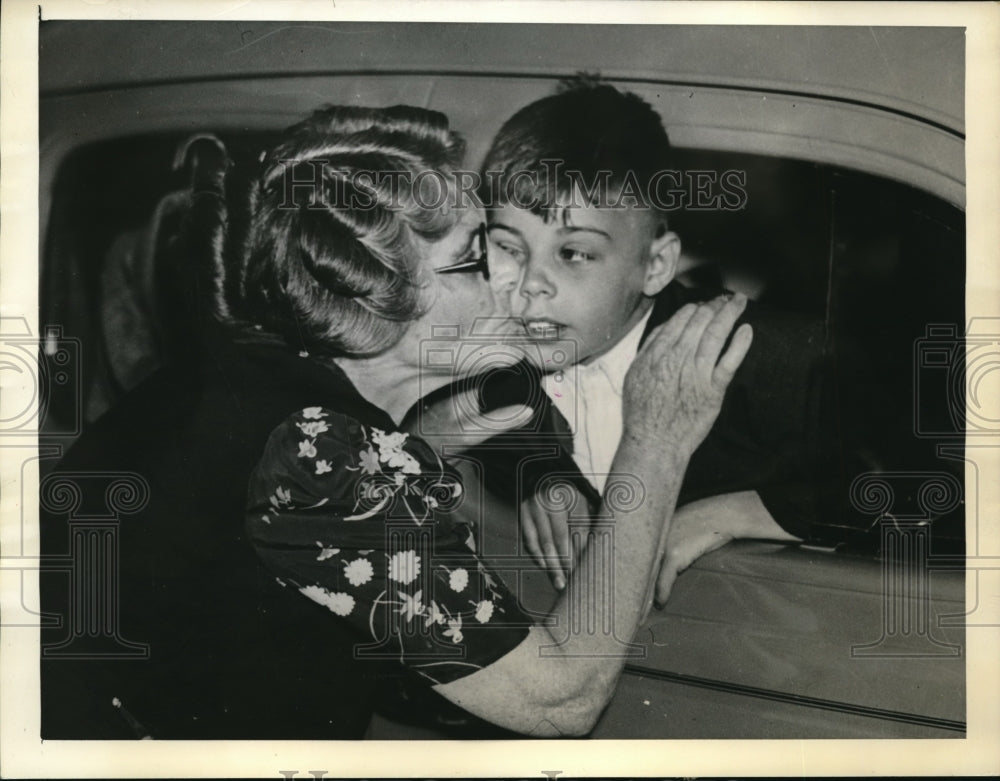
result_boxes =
[246,406,532,686]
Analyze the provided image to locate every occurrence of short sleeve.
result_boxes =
[246,406,532,685]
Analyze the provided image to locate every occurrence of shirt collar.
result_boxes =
[579,306,654,396]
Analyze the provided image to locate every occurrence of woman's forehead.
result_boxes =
[437,202,484,237]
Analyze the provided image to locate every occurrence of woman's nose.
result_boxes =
[487,245,521,298]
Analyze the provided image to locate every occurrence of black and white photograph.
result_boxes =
[2,1,998,777]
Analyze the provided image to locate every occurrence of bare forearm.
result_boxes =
[436,440,689,735]
[538,438,687,665]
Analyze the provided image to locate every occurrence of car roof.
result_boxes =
[40,22,964,207]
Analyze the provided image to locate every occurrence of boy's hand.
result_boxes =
[653,490,801,607]
[519,483,586,591]
[622,294,752,459]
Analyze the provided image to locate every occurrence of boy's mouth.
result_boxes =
[523,319,566,340]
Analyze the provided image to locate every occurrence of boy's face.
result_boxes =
[487,199,679,367]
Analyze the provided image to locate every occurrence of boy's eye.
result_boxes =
[559,247,597,263]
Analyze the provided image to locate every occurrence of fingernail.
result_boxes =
[555,574,566,590]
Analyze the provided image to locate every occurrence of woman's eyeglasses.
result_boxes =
[433,223,490,281]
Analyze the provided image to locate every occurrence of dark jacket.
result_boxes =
[39,327,384,739]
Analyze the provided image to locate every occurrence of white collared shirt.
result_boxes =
[543,308,654,494]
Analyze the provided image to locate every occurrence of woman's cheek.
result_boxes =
[488,270,519,320]
[487,249,522,298]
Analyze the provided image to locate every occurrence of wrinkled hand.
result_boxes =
[622,294,752,460]
[519,482,587,591]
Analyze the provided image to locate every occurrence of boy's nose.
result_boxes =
[518,261,555,299]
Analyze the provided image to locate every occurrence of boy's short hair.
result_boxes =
[480,76,672,216]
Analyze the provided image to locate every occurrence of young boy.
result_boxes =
[473,80,828,598]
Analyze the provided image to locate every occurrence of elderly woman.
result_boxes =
[236,105,751,736]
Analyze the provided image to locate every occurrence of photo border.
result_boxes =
[2,1,998,777]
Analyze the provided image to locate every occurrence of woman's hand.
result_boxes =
[653,490,802,607]
[622,294,752,460]
[432,297,755,737]
[403,387,533,456]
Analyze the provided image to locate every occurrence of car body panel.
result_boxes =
[40,23,965,246]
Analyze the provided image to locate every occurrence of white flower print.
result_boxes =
[398,452,421,475]
[299,584,354,616]
[327,592,355,616]
[388,550,421,585]
[343,557,374,587]
[383,448,419,473]
[397,590,424,623]
[315,543,340,562]
[357,446,379,475]
[302,407,327,420]
[449,568,469,593]
[424,495,438,510]
[393,472,406,487]
[371,428,408,453]
[315,459,333,475]
[297,420,330,437]
[297,439,317,459]
[269,486,293,510]
[478,562,500,593]
[443,615,463,644]
[474,600,495,624]
[424,600,446,628]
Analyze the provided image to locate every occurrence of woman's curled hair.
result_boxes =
[226,105,466,357]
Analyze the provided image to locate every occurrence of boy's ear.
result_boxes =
[642,228,680,297]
